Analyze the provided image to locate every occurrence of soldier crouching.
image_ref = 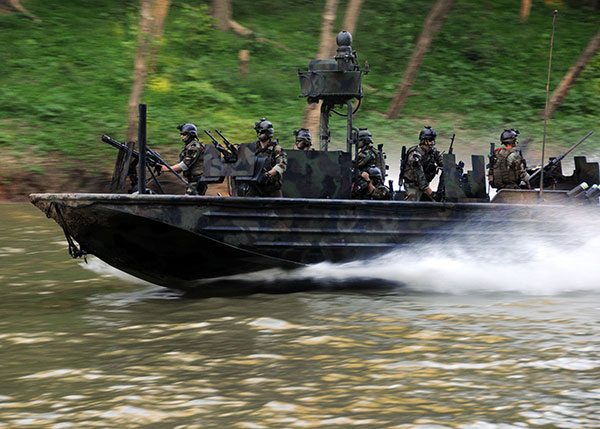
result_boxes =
[352,167,391,200]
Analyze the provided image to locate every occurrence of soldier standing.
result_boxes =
[401,126,444,201]
[161,123,207,195]
[489,129,530,189]
[247,118,288,197]
[352,166,391,200]
[293,128,313,150]
[355,128,379,171]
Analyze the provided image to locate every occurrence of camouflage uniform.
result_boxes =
[352,167,391,200]
[370,183,391,200]
[247,140,288,197]
[356,145,379,171]
[402,144,444,201]
[177,141,207,195]
[489,147,528,189]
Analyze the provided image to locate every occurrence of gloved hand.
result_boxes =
[259,170,272,185]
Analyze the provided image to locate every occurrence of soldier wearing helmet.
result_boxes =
[293,128,313,151]
[489,128,530,189]
[247,118,288,197]
[161,123,207,195]
[355,128,379,171]
[352,166,391,200]
[401,126,444,201]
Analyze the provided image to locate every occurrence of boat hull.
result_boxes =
[30,192,597,289]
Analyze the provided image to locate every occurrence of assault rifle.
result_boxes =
[102,135,196,194]
[204,130,238,163]
[528,131,594,187]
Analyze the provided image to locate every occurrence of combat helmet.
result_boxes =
[177,123,198,143]
[293,128,312,148]
[419,126,437,143]
[254,118,274,140]
[500,128,520,145]
[357,128,373,148]
[367,166,383,184]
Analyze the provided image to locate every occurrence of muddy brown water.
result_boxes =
[1,202,600,428]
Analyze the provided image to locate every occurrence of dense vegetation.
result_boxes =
[0,0,598,186]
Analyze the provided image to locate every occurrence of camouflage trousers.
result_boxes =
[403,182,425,201]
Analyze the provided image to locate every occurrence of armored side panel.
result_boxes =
[443,154,489,203]
[202,143,255,181]
[282,150,352,199]
[574,156,600,187]
[442,154,465,202]
[469,155,488,199]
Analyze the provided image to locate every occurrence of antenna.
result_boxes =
[540,10,558,200]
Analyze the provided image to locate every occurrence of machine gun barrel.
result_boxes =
[204,130,237,162]
[448,133,456,155]
[214,130,239,157]
[102,135,195,193]
[528,131,593,185]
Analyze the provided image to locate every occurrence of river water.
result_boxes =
[1,202,600,428]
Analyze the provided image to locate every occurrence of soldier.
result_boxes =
[352,166,391,200]
[489,128,530,189]
[355,128,379,171]
[293,128,313,150]
[401,126,444,201]
[247,118,288,197]
[161,123,207,195]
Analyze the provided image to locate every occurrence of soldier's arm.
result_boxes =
[269,146,287,177]
[411,154,429,191]
[357,150,377,169]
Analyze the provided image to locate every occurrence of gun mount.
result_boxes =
[298,31,369,153]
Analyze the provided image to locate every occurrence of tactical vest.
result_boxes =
[255,140,278,169]
[490,147,519,188]
[179,141,205,180]
[404,145,437,180]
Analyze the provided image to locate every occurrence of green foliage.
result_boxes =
[0,0,598,173]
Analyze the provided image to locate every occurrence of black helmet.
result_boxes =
[367,166,383,182]
[177,123,198,138]
[293,128,312,148]
[419,126,437,142]
[500,128,520,145]
[357,128,373,147]
[254,118,274,139]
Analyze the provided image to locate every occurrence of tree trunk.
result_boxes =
[111,0,155,192]
[148,0,171,72]
[341,0,364,35]
[302,0,340,137]
[126,0,154,143]
[386,0,455,119]
[211,0,231,31]
[520,0,532,22]
[3,0,41,21]
[542,28,600,119]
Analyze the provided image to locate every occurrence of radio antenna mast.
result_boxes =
[540,10,558,200]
